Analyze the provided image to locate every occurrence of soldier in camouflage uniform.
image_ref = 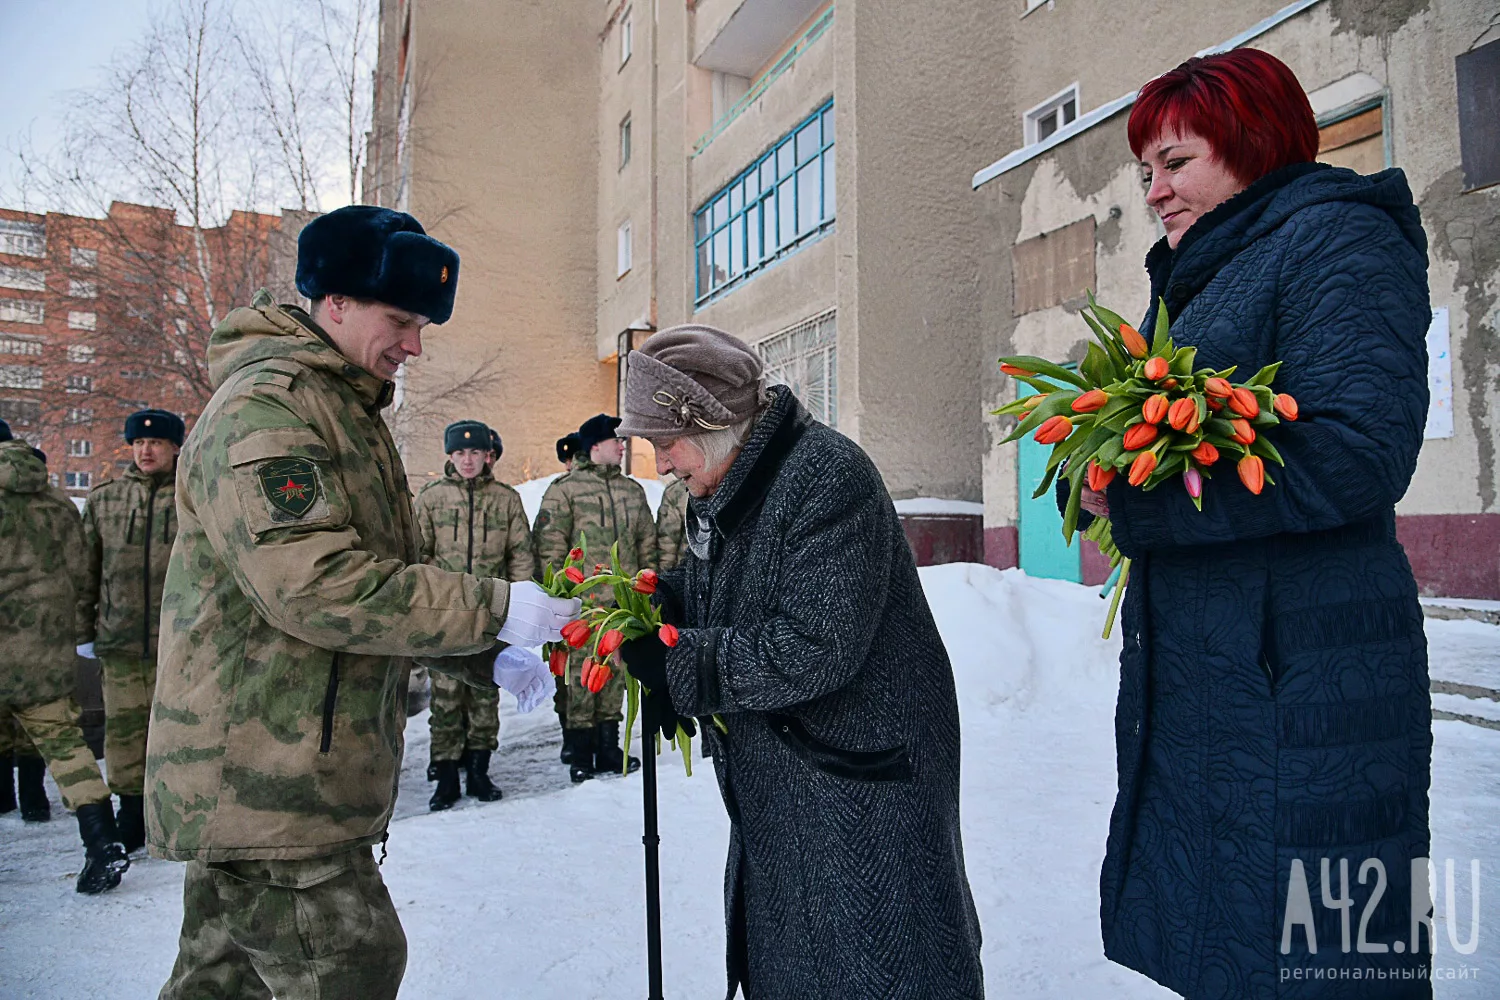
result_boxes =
[0,421,131,893]
[534,414,658,782]
[78,407,183,853]
[550,432,584,740]
[148,207,576,1000]
[414,419,536,810]
[656,474,689,571]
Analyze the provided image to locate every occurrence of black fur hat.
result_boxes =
[556,433,582,465]
[124,409,185,446]
[488,428,503,459]
[296,206,460,324]
[576,414,622,454]
[444,420,491,455]
[0,418,10,442]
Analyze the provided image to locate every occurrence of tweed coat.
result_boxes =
[660,386,984,1000]
[1094,164,1433,998]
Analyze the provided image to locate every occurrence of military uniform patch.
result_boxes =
[257,458,321,519]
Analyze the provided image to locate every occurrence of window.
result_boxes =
[0,365,44,389]
[0,398,41,426]
[1025,84,1079,145]
[71,247,98,268]
[694,100,835,305]
[67,344,95,363]
[66,374,93,394]
[1456,39,1500,191]
[620,8,632,67]
[68,310,97,331]
[68,279,97,299]
[756,310,837,427]
[66,407,94,424]
[0,298,44,324]
[0,220,45,258]
[49,472,59,487]
[68,439,92,457]
[619,114,632,170]
[616,221,633,278]
[0,335,43,356]
[0,265,46,292]
[65,471,92,491]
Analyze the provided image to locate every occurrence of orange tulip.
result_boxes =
[658,623,680,647]
[1120,324,1149,359]
[1072,389,1109,413]
[1167,397,1197,431]
[1228,387,1260,419]
[1144,357,1170,381]
[1128,450,1158,487]
[1229,419,1256,446]
[1206,397,1225,412]
[1122,422,1159,451]
[1237,454,1266,495]
[1087,461,1117,492]
[1190,441,1220,466]
[1000,363,1035,377]
[1034,415,1073,445]
[1205,377,1234,398]
[1142,394,1169,425]
[1274,393,1299,421]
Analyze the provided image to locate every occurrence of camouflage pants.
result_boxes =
[564,648,624,728]
[0,696,110,811]
[428,672,499,761]
[158,846,406,1000]
[0,712,37,756]
[99,653,157,796]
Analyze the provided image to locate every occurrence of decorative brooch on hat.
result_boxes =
[652,389,730,432]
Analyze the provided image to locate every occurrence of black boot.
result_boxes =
[117,794,146,853]
[463,750,504,802]
[428,760,461,812]
[594,721,640,776]
[75,800,129,895]
[566,728,596,784]
[0,752,14,814]
[17,755,50,822]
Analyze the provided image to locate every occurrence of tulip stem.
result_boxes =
[1102,558,1131,640]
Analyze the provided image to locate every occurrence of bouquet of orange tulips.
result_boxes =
[994,292,1298,636]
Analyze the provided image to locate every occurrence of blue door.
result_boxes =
[1017,382,1081,582]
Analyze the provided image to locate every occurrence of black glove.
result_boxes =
[652,575,685,627]
[620,634,694,740]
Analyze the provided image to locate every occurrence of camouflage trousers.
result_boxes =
[0,712,37,756]
[428,671,499,761]
[0,695,110,811]
[158,846,406,1000]
[564,648,624,728]
[99,653,157,796]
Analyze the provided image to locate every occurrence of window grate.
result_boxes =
[754,309,837,427]
[0,220,45,258]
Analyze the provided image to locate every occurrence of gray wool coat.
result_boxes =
[660,385,985,1000]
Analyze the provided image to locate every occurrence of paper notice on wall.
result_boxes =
[1425,306,1454,439]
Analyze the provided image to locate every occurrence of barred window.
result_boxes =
[0,335,44,356]
[0,365,44,390]
[0,298,44,324]
[66,407,94,424]
[694,100,835,305]
[0,220,45,258]
[0,266,46,292]
[66,374,93,394]
[68,310,97,331]
[71,247,99,268]
[755,309,837,427]
[0,398,41,426]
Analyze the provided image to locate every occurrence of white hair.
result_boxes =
[683,381,774,472]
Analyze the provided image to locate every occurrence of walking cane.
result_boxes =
[640,701,666,1000]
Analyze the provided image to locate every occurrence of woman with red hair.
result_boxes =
[1079,49,1433,997]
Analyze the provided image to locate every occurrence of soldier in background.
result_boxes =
[148,207,574,999]
[0,420,130,893]
[77,407,183,854]
[656,475,689,572]
[414,419,536,811]
[534,414,657,782]
[549,431,583,742]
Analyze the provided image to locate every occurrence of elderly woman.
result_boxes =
[1078,50,1432,997]
[616,327,984,999]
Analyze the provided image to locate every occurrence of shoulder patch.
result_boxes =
[256,457,322,520]
[250,370,297,390]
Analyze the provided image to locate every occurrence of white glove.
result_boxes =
[492,646,551,714]
[495,580,582,647]
[76,643,96,659]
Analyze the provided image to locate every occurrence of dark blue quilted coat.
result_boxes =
[660,386,985,1000]
[1095,163,1433,999]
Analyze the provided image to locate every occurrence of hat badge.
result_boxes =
[440,265,449,284]
[464,431,471,439]
[144,418,152,426]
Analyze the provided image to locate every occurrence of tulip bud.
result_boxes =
[1000,363,1035,377]
[633,569,659,595]
[1229,419,1256,446]
[1183,467,1203,499]
[1205,377,1233,399]
[1087,461,1117,492]
[1120,324,1149,359]
[1167,397,1197,431]
[1142,394,1169,425]
[1128,450,1158,487]
[1072,389,1109,413]
[1023,394,1046,410]
[1034,415,1073,445]
[1206,397,1225,412]
[565,566,585,585]
[1190,441,1220,466]
[1144,357,1170,381]
[548,646,568,676]
[561,620,593,649]
[1162,378,1179,390]
[1228,387,1260,419]
[1122,422,1159,451]
[598,629,625,658]
[1237,454,1266,495]
[568,547,584,562]
[658,623,680,648]
[1274,393,1299,421]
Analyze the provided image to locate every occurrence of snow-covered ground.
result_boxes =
[2,566,1496,998]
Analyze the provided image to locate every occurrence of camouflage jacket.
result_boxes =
[79,463,177,660]
[147,290,513,863]
[415,464,536,582]
[0,440,87,708]
[656,476,689,572]
[534,458,657,598]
